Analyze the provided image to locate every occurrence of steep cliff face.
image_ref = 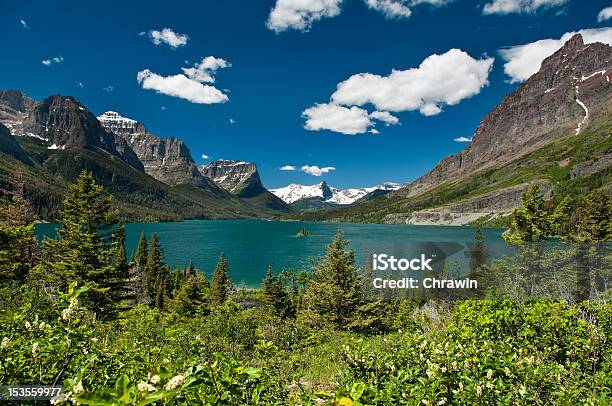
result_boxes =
[406,34,612,197]
[0,122,30,164]
[4,95,143,170]
[200,160,264,196]
[200,160,293,213]
[98,111,210,188]
[0,90,36,122]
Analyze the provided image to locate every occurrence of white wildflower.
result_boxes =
[426,369,434,379]
[32,342,39,357]
[25,321,32,330]
[73,380,85,395]
[476,385,483,396]
[90,337,98,343]
[150,374,160,384]
[1,337,8,349]
[486,369,493,379]
[50,391,71,405]
[137,382,157,392]
[164,375,185,391]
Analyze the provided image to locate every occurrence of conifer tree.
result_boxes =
[107,224,130,309]
[41,171,123,315]
[571,190,611,300]
[575,190,611,242]
[503,185,571,245]
[186,260,197,278]
[262,266,294,318]
[171,270,209,316]
[469,228,487,274]
[299,231,361,329]
[132,231,149,304]
[210,252,232,303]
[145,233,169,309]
[0,176,36,282]
[133,232,148,270]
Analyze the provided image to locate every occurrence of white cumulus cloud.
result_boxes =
[301,165,336,176]
[149,28,189,48]
[102,85,114,92]
[454,136,473,142]
[482,0,568,15]
[201,154,210,159]
[365,0,412,18]
[42,56,63,66]
[499,27,612,83]
[266,0,343,33]
[330,49,493,115]
[137,69,229,104]
[279,165,296,171]
[182,56,231,83]
[302,103,374,135]
[598,6,612,22]
[267,0,454,31]
[20,18,29,29]
[370,110,400,125]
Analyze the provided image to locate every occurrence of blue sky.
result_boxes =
[1,0,611,188]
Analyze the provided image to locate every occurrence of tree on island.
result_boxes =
[299,230,361,330]
[210,252,233,303]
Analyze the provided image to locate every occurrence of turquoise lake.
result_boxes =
[35,220,513,287]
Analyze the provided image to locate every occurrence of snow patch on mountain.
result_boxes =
[271,181,402,205]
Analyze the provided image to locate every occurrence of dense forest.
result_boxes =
[0,171,611,405]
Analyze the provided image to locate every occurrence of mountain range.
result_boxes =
[270,181,402,210]
[0,94,291,220]
[1,34,610,225]
[294,34,612,225]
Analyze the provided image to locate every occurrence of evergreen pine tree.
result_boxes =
[576,190,611,242]
[571,190,611,300]
[107,224,130,310]
[145,233,169,309]
[0,175,36,282]
[262,266,294,318]
[132,231,149,304]
[299,230,361,329]
[171,270,209,316]
[210,252,232,303]
[41,171,124,316]
[503,185,571,245]
[469,228,487,274]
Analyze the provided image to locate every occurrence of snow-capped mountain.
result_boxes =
[270,181,402,205]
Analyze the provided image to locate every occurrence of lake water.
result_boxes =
[35,220,513,287]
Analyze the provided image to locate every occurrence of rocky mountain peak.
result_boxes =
[200,160,263,196]
[0,90,36,121]
[405,35,612,198]
[0,93,143,170]
[97,110,209,187]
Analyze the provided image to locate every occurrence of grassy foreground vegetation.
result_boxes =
[1,171,611,404]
